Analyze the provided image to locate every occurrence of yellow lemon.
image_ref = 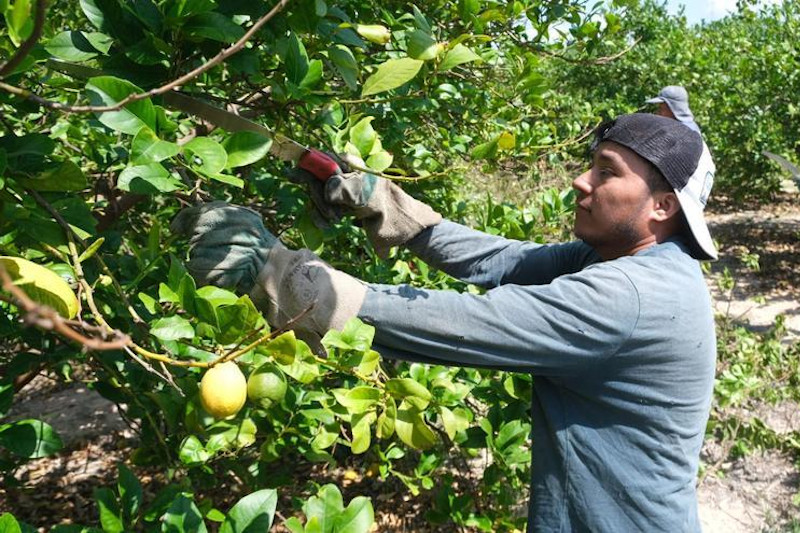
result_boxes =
[247,363,287,409]
[199,361,247,419]
[0,256,79,318]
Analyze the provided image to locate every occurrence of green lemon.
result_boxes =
[247,363,287,409]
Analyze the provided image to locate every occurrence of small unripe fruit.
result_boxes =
[247,363,287,409]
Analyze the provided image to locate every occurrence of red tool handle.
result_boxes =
[298,149,341,182]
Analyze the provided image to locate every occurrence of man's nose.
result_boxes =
[572,170,592,195]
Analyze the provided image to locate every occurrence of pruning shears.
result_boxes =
[46,59,342,182]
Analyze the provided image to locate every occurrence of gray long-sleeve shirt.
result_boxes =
[357,220,716,532]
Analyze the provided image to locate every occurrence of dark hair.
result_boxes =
[643,163,673,194]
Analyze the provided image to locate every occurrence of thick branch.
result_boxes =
[0,0,291,113]
[0,0,47,78]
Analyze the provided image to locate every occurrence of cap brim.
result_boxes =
[645,97,665,104]
[676,187,717,260]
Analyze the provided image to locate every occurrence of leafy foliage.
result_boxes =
[1,0,799,530]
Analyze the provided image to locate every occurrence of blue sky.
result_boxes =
[664,0,779,25]
[664,0,736,24]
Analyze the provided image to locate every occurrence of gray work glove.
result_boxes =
[287,154,442,258]
[171,201,366,338]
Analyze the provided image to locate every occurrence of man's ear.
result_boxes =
[652,192,681,222]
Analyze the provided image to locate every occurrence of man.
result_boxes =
[173,113,717,531]
[646,85,702,132]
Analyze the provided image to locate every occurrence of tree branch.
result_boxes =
[0,0,291,113]
[0,0,47,78]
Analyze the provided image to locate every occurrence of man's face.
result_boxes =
[572,142,660,258]
[655,102,675,119]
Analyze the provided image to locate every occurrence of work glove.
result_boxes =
[171,202,366,338]
[287,154,442,258]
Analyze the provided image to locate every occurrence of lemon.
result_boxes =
[0,256,79,318]
[247,363,287,409]
[199,361,247,419]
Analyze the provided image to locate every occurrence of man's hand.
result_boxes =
[171,201,366,339]
[170,201,278,293]
[287,155,442,257]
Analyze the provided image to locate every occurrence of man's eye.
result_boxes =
[598,168,613,178]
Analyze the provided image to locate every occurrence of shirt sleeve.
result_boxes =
[358,263,640,377]
[405,220,600,288]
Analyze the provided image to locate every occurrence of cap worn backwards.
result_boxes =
[591,113,717,261]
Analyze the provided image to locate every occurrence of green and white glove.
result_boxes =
[170,201,278,293]
[171,202,366,336]
[287,155,442,258]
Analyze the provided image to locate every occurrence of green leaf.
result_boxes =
[334,496,374,533]
[0,148,6,176]
[284,517,304,533]
[263,331,297,365]
[94,487,124,533]
[350,412,375,454]
[45,31,111,61]
[184,137,227,175]
[407,29,441,61]
[300,59,324,89]
[118,464,142,523]
[131,127,180,164]
[439,406,470,440]
[361,58,423,97]
[329,45,358,91]
[304,484,344,533]
[366,150,393,172]
[0,383,13,418]
[0,256,79,318]
[196,285,238,307]
[0,513,22,533]
[219,489,277,533]
[221,131,272,168]
[80,0,106,30]
[150,315,194,341]
[166,0,216,18]
[285,32,309,85]
[5,0,32,45]
[118,164,183,194]
[440,43,481,71]
[77,237,105,263]
[184,12,244,43]
[348,117,376,157]
[86,76,156,135]
[15,160,88,192]
[206,418,257,453]
[161,494,208,533]
[376,399,396,439]
[395,406,437,450]
[332,387,380,414]
[311,423,340,450]
[385,378,432,410]
[178,436,210,465]
[470,137,499,160]
[0,419,63,458]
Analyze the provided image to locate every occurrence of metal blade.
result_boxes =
[763,150,800,179]
[46,59,310,163]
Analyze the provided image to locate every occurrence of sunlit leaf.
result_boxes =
[361,58,423,97]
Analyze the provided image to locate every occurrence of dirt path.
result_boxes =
[697,194,800,532]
